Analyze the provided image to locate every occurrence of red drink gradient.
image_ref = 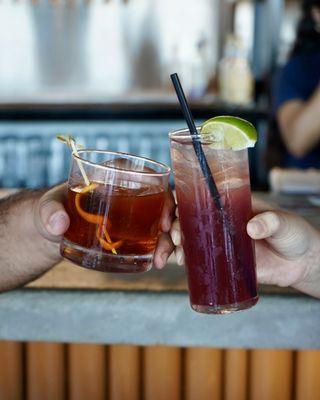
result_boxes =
[170,132,258,313]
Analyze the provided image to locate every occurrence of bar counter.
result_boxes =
[0,192,319,349]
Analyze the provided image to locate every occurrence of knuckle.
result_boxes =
[39,197,54,215]
[262,211,281,233]
[172,219,181,231]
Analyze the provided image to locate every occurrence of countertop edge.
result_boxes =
[0,289,319,349]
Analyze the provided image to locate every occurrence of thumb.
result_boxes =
[247,211,312,259]
[34,183,70,242]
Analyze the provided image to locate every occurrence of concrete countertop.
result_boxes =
[0,288,319,349]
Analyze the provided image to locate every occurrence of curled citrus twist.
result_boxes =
[75,184,123,254]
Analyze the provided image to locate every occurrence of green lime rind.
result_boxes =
[200,116,258,150]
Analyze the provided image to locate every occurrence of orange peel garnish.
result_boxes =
[96,231,123,254]
[96,224,123,255]
[75,184,110,226]
[102,225,113,244]
[74,183,121,254]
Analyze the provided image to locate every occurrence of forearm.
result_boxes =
[0,191,61,291]
[280,86,320,157]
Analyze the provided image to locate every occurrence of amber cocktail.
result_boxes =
[61,150,170,273]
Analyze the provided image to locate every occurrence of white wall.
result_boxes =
[0,0,220,100]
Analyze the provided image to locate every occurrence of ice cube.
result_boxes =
[103,157,157,174]
[94,157,163,191]
[218,177,244,191]
[171,146,197,166]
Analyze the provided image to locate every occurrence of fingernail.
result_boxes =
[247,220,263,236]
[155,253,167,269]
[161,252,168,265]
[176,249,184,265]
[48,212,68,235]
[162,219,170,233]
[171,230,180,246]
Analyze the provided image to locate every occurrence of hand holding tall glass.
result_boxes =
[61,148,170,273]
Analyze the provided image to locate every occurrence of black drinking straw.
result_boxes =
[170,73,223,212]
[171,74,244,299]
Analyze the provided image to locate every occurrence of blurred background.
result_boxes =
[1,2,320,400]
[0,0,302,189]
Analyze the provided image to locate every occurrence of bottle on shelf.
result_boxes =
[218,34,254,106]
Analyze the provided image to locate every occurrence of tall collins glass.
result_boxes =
[169,128,258,314]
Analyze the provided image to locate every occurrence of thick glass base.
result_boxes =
[191,296,259,314]
[60,239,153,273]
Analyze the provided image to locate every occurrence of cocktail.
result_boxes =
[169,116,258,313]
[60,146,170,273]
[169,73,257,314]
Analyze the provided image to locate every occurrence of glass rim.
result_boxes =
[168,126,217,144]
[169,126,201,140]
[169,127,247,152]
[73,149,171,176]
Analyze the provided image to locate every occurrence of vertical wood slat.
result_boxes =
[296,350,320,400]
[26,342,66,400]
[8,342,320,400]
[250,349,293,400]
[224,349,248,400]
[68,344,107,400]
[109,345,140,400]
[0,341,24,400]
[143,346,181,400]
[184,348,222,400]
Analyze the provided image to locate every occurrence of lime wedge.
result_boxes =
[201,116,257,150]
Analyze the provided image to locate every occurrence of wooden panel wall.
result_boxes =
[295,350,320,400]
[1,342,320,400]
[143,346,182,400]
[26,342,66,400]
[184,348,222,400]
[68,344,107,400]
[250,349,294,400]
[0,341,24,400]
[109,345,140,400]
[224,349,248,400]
